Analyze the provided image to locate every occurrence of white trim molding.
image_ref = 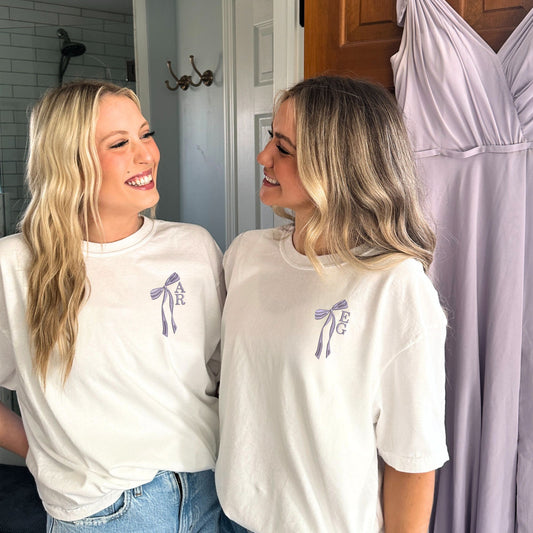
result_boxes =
[273,0,304,97]
[222,0,237,246]
[132,0,151,122]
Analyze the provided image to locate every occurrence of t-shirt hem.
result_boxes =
[380,449,449,474]
[43,488,125,522]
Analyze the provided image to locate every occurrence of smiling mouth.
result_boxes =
[126,173,153,187]
[264,175,279,185]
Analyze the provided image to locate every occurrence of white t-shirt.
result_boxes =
[0,217,223,521]
[216,227,448,533]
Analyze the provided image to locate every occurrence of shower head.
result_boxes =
[57,28,86,85]
[57,28,86,58]
[62,41,86,57]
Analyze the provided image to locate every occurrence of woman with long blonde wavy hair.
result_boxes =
[0,80,227,532]
[216,76,449,533]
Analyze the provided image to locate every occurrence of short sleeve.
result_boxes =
[202,228,225,310]
[222,233,246,289]
[0,273,17,390]
[374,325,449,473]
[198,228,224,395]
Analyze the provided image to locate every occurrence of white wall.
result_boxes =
[175,0,225,249]
[142,0,225,249]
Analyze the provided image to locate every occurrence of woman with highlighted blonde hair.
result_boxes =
[216,76,449,532]
[0,80,226,532]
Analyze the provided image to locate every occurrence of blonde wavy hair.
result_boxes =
[21,80,140,384]
[273,76,436,273]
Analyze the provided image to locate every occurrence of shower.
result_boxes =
[57,28,86,84]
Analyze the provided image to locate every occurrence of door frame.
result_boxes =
[134,0,303,248]
[222,0,303,246]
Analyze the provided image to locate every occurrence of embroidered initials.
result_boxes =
[336,310,351,335]
[314,300,350,359]
[150,273,186,337]
[174,281,186,305]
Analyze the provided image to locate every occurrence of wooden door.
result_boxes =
[304,0,533,89]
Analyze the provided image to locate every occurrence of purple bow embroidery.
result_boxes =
[150,273,179,337]
[314,299,348,359]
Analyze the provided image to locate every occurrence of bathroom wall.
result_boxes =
[0,0,135,236]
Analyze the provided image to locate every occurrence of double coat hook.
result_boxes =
[165,55,214,91]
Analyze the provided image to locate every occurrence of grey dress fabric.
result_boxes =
[391,1,533,532]
[500,12,533,533]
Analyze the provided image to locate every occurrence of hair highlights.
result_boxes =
[273,76,435,273]
[21,80,140,384]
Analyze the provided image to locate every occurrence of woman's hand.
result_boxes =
[383,463,435,533]
[0,401,28,458]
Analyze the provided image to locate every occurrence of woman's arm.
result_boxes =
[0,402,28,458]
[383,463,435,533]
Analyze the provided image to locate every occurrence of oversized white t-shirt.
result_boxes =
[0,217,223,521]
[216,227,448,533]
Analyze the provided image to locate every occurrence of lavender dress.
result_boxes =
[391,1,533,531]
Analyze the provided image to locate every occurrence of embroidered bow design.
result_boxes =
[150,273,179,337]
[314,299,348,359]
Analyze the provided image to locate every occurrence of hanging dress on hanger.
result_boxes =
[391,1,533,531]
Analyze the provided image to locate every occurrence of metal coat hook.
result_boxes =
[165,55,214,91]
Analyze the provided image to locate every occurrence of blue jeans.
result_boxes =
[219,514,250,533]
[47,470,223,533]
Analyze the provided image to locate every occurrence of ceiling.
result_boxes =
[37,0,133,15]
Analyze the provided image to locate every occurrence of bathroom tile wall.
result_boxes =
[0,0,134,235]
